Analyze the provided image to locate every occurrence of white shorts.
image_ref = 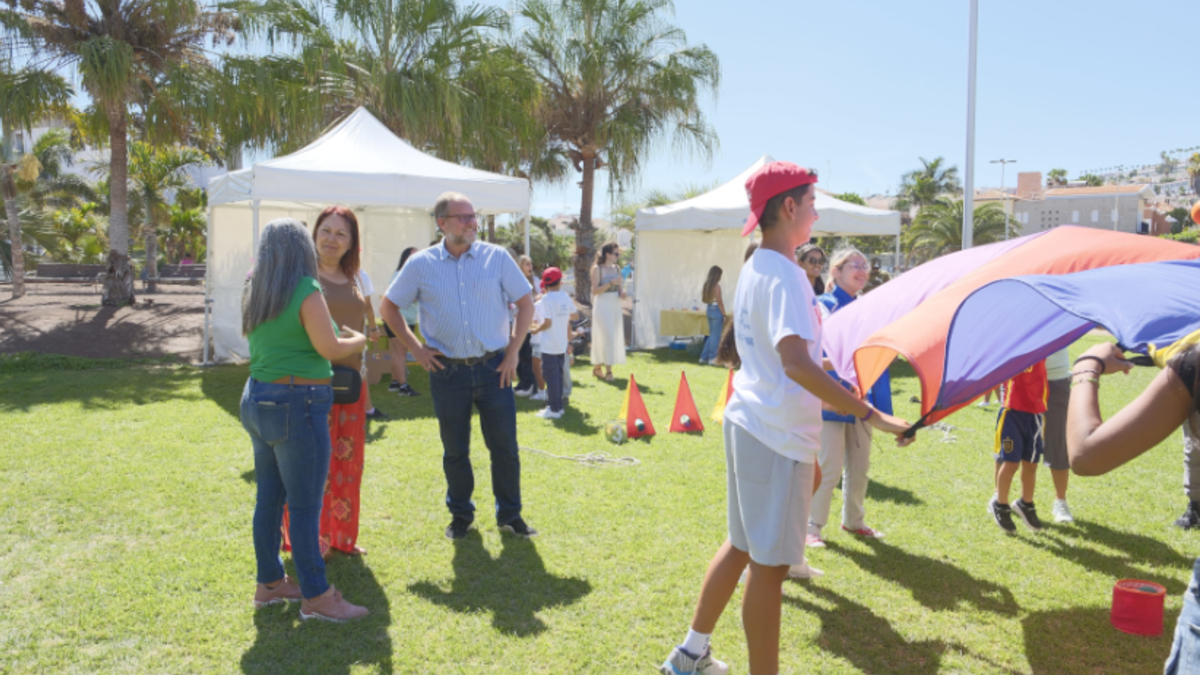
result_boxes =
[725,421,813,567]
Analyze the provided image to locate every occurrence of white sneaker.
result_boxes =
[530,390,548,402]
[788,559,825,579]
[514,386,535,398]
[1052,499,1074,523]
[535,407,563,419]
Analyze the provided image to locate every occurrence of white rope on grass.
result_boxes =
[520,445,641,468]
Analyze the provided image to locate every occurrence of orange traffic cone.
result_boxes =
[621,374,656,439]
[711,369,734,424]
[670,371,704,433]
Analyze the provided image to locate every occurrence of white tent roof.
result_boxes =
[635,154,900,236]
[207,107,530,214]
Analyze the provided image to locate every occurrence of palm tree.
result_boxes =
[1078,173,1103,187]
[123,142,207,292]
[905,198,1011,262]
[1158,151,1180,176]
[894,157,961,213]
[1189,153,1200,197]
[517,0,720,305]
[0,66,72,298]
[1046,168,1068,188]
[5,0,237,305]
[224,0,516,158]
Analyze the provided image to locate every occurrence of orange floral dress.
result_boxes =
[282,381,367,556]
[282,273,370,556]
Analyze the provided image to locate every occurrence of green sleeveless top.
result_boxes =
[248,276,335,382]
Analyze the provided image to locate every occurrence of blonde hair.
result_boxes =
[829,246,867,271]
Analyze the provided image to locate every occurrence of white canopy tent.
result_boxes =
[631,155,902,349]
[204,107,530,362]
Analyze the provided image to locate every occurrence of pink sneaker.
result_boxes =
[842,525,886,539]
[806,533,826,548]
[253,575,302,608]
[300,585,369,622]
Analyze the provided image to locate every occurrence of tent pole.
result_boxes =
[202,205,215,366]
[523,213,531,258]
[252,200,261,260]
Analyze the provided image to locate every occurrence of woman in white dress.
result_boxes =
[589,242,625,381]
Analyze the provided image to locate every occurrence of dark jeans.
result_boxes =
[542,352,566,412]
[429,351,523,525]
[240,378,333,599]
[515,333,536,392]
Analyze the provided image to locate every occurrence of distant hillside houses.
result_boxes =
[978,172,1176,237]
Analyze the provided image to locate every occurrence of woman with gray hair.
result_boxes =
[241,217,369,622]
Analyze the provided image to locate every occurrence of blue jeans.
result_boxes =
[543,352,565,412]
[240,378,333,599]
[428,352,523,525]
[700,304,723,362]
[1166,557,1200,674]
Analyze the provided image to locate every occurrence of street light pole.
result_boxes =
[963,0,979,250]
[991,158,1016,239]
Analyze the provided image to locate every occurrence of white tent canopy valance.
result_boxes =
[631,155,902,349]
[204,107,531,363]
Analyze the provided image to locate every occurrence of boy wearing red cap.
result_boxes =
[659,162,913,675]
[529,267,577,419]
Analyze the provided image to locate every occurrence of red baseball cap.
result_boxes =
[742,162,819,236]
[540,266,563,290]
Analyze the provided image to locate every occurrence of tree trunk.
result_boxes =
[3,176,25,300]
[102,103,134,306]
[486,214,495,243]
[573,156,596,306]
[143,186,158,294]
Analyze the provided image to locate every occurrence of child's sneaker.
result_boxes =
[387,380,401,392]
[396,383,420,397]
[990,496,1017,533]
[788,558,825,579]
[659,646,728,675]
[253,575,302,608]
[806,532,826,548]
[530,389,548,402]
[841,525,885,539]
[1052,499,1074,523]
[1012,499,1043,530]
[534,407,563,419]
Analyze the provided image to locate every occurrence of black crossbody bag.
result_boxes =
[328,272,365,405]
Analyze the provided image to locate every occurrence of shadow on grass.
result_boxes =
[1022,606,1173,674]
[200,365,245,419]
[407,532,591,637]
[1021,520,1192,595]
[241,555,392,674]
[785,585,1022,674]
[825,539,1020,616]
[865,479,924,506]
[0,363,204,412]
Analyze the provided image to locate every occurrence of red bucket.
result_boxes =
[1111,579,1167,636]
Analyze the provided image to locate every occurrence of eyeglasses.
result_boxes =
[444,213,478,224]
[840,262,869,271]
[803,256,825,266]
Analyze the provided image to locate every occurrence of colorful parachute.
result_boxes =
[822,226,1200,429]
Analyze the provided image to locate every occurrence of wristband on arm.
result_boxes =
[1072,355,1107,374]
[861,408,875,423]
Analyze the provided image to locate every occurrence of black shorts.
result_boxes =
[384,322,417,339]
[994,408,1044,464]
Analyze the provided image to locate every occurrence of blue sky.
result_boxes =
[493,0,1198,218]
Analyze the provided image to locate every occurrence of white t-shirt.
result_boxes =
[723,248,823,463]
[537,290,575,355]
[1045,347,1072,381]
[357,270,375,298]
[530,302,544,346]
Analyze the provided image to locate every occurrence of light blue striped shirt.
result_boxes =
[384,241,532,358]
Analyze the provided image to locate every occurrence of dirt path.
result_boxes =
[0,283,208,364]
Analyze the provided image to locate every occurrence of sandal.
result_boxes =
[593,367,604,378]
[605,372,614,382]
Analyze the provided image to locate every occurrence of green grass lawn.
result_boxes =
[0,335,1193,674]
